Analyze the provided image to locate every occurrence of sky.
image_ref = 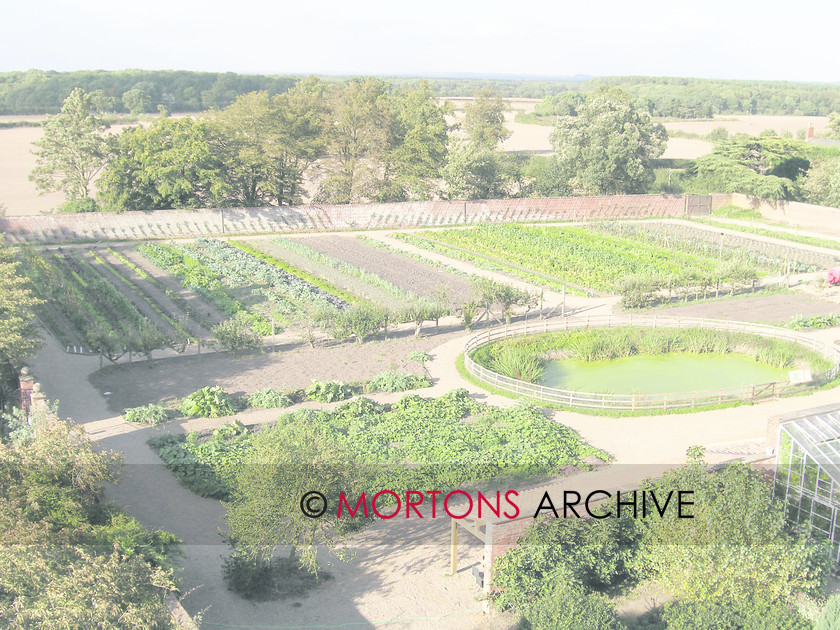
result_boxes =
[2,0,838,83]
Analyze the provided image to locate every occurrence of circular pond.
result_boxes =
[463,316,840,411]
[541,353,789,395]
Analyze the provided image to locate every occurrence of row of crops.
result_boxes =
[19,235,466,357]
[399,224,731,294]
[148,389,609,501]
[592,221,838,271]
[266,236,423,305]
[18,247,184,359]
[18,238,361,356]
[395,223,832,305]
[135,239,360,336]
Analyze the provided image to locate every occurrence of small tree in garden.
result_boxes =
[398,299,446,337]
[493,283,533,324]
[294,304,340,348]
[127,317,170,361]
[459,299,479,331]
[338,303,383,344]
[225,422,371,584]
[212,313,263,356]
[30,88,110,204]
[88,321,128,363]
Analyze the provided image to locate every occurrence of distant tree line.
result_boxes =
[0,69,298,115]
[5,70,840,117]
[588,76,840,118]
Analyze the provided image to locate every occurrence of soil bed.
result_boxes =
[250,238,404,308]
[89,325,464,413]
[653,292,840,323]
[302,235,474,303]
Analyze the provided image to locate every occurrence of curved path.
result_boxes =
[28,310,840,629]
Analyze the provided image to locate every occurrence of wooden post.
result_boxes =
[561,285,566,318]
[450,519,458,576]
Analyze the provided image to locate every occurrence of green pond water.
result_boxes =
[540,353,790,394]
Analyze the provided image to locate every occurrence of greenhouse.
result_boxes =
[774,404,840,562]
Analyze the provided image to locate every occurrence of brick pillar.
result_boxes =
[29,383,48,418]
[19,367,35,418]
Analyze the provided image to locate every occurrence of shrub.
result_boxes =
[363,371,431,393]
[123,403,169,425]
[334,397,385,421]
[212,312,263,355]
[491,515,640,611]
[305,380,354,403]
[524,582,625,630]
[663,596,811,630]
[178,386,241,418]
[58,197,99,213]
[222,547,322,601]
[788,314,840,330]
[246,388,293,409]
[407,351,432,363]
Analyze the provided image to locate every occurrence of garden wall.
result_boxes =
[723,193,840,232]
[0,195,688,244]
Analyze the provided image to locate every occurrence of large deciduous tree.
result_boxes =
[268,77,330,206]
[210,80,330,207]
[30,88,110,203]
[206,90,279,207]
[378,81,451,201]
[99,116,222,210]
[316,78,391,204]
[804,156,840,208]
[550,87,667,195]
[0,246,42,365]
[462,86,510,149]
[225,421,370,575]
[444,87,511,200]
[443,145,509,200]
